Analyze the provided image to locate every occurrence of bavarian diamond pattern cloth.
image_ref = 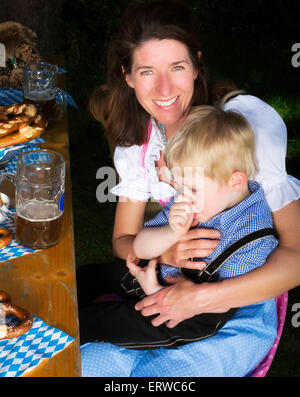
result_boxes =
[0,217,36,262]
[0,140,46,262]
[0,87,78,109]
[0,137,45,168]
[0,315,74,377]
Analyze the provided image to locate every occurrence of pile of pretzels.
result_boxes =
[0,103,47,148]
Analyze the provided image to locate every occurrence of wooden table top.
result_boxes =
[0,112,81,376]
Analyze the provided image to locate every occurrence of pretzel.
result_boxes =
[0,227,13,248]
[0,291,33,340]
[4,104,27,115]
[0,104,37,118]
[18,114,46,138]
[0,107,47,148]
[0,115,31,137]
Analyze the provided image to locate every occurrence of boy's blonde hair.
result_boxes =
[164,105,258,184]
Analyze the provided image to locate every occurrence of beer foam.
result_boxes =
[18,199,61,222]
[25,89,56,102]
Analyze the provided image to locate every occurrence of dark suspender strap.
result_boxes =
[182,228,277,284]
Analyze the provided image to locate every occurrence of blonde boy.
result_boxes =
[92,106,277,349]
[127,106,272,296]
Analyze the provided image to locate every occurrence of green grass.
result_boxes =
[265,95,300,165]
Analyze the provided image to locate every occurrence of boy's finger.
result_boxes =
[170,215,187,228]
[171,202,193,213]
[147,258,158,270]
[174,192,193,203]
[126,254,139,274]
[126,261,139,277]
[126,253,136,264]
[127,253,141,265]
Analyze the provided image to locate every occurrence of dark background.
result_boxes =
[1,0,299,377]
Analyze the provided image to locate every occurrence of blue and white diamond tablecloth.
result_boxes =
[0,88,78,109]
[0,139,47,262]
[0,315,74,377]
[0,72,75,377]
[0,137,45,169]
[0,218,36,262]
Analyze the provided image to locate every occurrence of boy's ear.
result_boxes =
[228,171,247,191]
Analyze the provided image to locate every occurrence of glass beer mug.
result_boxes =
[23,62,67,124]
[14,150,65,249]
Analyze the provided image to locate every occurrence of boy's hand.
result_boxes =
[168,193,194,237]
[126,254,162,295]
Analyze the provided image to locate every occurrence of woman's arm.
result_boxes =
[222,198,300,305]
[112,197,147,260]
[136,199,300,327]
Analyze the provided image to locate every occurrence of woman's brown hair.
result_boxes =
[89,0,233,149]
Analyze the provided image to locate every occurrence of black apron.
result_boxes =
[79,228,276,349]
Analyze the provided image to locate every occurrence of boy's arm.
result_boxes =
[133,225,181,259]
[134,197,194,259]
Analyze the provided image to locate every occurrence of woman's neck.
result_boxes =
[158,116,188,141]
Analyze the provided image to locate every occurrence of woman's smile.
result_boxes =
[153,95,179,108]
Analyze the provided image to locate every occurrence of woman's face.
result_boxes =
[125,39,199,135]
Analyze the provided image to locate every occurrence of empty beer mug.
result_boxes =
[23,62,67,124]
[14,149,65,249]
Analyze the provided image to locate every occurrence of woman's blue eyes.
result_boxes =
[140,65,184,76]
[173,65,184,71]
[140,70,153,76]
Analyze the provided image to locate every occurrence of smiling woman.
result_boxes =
[89,2,211,149]
[79,0,300,377]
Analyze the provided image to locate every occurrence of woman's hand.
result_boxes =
[159,227,221,269]
[135,278,231,327]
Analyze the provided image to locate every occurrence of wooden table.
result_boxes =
[0,111,81,376]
